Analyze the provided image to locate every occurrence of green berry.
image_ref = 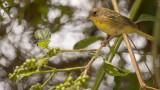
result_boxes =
[61,86,65,90]
[82,82,88,88]
[56,86,60,89]
[26,59,30,62]
[17,69,21,73]
[15,66,19,69]
[68,76,73,82]
[81,79,86,84]
[77,81,82,86]
[9,73,11,76]
[21,65,24,68]
[84,75,89,80]
[24,67,28,70]
[53,49,57,55]
[59,83,63,87]
[23,62,27,66]
[64,82,70,86]
[31,59,36,63]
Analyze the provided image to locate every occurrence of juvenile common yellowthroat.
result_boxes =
[89,7,155,41]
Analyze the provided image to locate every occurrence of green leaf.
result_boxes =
[24,72,34,76]
[18,12,24,25]
[104,61,130,76]
[65,73,72,82]
[38,5,48,16]
[83,24,96,34]
[135,14,160,23]
[74,36,103,49]
[38,40,50,49]
[34,29,51,42]
[36,58,49,70]
[15,71,36,83]
[113,76,122,90]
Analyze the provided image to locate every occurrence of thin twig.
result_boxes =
[59,49,97,53]
[41,72,55,88]
[145,86,159,90]
[123,33,146,87]
[111,0,146,88]
[83,36,115,76]
[127,34,154,86]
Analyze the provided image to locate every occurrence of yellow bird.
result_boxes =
[89,7,155,41]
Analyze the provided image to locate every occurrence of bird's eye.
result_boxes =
[93,11,97,16]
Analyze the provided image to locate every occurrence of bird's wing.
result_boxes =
[103,8,138,29]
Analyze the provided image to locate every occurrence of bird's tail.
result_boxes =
[136,30,155,41]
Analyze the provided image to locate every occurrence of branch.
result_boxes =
[83,36,115,76]
[111,0,145,88]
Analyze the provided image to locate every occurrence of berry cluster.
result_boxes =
[54,75,89,90]
[75,75,90,88]
[9,58,37,82]
[47,47,60,57]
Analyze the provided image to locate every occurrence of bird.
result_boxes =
[89,7,155,41]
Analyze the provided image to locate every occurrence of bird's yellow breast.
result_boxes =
[91,18,117,35]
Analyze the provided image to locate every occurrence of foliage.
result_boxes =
[49,74,90,90]
[135,14,160,23]
[104,60,130,76]
[34,30,51,42]
[74,36,103,49]
[8,29,130,89]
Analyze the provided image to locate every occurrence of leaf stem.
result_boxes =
[41,72,55,88]
[59,49,97,53]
